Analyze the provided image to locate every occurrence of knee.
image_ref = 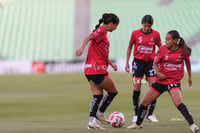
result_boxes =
[141,99,150,106]
[133,85,141,91]
[109,92,118,97]
[174,101,183,107]
[141,97,156,106]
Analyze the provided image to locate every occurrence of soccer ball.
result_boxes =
[108,112,125,128]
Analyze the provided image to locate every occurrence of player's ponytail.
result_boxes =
[178,37,191,57]
[94,18,103,32]
[93,13,119,32]
[168,30,192,57]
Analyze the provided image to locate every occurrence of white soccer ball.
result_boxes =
[109,111,125,128]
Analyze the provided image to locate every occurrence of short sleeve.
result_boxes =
[156,32,162,48]
[90,27,105,43]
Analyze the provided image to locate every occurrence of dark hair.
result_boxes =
[141,15,153,25]
[168,30,192,57]
[93,13,119,31]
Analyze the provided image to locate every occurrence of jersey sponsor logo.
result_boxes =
[163,63,182,71]
[137,45,153,53]
[94,63,107,71]
[85,64,92,68]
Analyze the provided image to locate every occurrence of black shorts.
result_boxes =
[85,73,109,85]
[132,58,156,79]
[150,82,181,94]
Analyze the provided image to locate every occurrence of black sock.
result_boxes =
[177,103,194,126]
[147,100,157,116]
[133,91,140,115]
[89,95,103,117]
[99,92,118,113]
[136,104,148,125]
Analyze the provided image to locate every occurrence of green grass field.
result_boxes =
[0,73,199,133]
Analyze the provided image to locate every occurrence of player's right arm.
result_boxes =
[154,46,166,80]
[125,31,135,73]
[75,35,94,56]
[125,44,133,73]
[154,63,166,80]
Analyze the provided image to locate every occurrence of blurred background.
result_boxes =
[0,0,200,74]
[0,1,199,133]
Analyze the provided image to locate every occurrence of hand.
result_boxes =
[188,77,192,87]
[157,72,166,80]
[112,64,118,71]
[75,48,83,56]
[125,63,130,73]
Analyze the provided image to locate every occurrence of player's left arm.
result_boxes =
[184,57,192,87]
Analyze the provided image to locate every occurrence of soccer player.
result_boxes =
[75,13,119,130]
[129,30,199,132]
[125,15,161,126]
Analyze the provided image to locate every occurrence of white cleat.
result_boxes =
[96,112,110,125]
[132,115,138,123]
[147,115,158,122]
[87,122,105,130]
[127,123,142,129]
[190,124,199,132]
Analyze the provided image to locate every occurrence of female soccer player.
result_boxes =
[125,15,161,126]
[129,30,199,132]
[75,13,119,130]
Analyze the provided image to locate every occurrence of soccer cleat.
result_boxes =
[147,115,158,122]
[127,123,142,129]
[132,115,138,123]
[190,124,199,132]
[96,112,110,125]
[87,122,105,130]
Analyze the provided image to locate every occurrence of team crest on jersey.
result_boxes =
[138,37,143,44]
[151,37,154,41]
[176,54,183,62]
